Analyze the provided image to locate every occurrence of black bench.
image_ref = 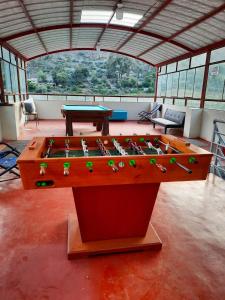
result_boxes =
[151,108,185,134]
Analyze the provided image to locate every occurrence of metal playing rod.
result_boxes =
[81,139,89,156]
[176,162,192,174]
[65,139,70,158]
[45,139,54,158]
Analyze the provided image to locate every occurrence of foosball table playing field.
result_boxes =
[18,134,212,258]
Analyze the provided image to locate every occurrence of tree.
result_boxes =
[37,70,47,83]
[70,67,89,85]
[52,70,68,86]
[27,80,37,92]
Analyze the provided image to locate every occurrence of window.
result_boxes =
[210,46,225,63]
[187,100,200,108]
[19,69,26,93]
[164,98,173,104]
[175,99,185,106]
[1,61,12,92]
[204,101,225,110]
[193,67,204,98]
[171,72,179,97]
[11,53,17,65]
[206,63,225,99]
[2,47,10,62]
[81,10,142,27]
[185,69,195,97]
[10,65,19,93]
[166,73,172,97]
[160,74,167,96]
[111,12,143,27]
[178,70,186,97]
[167,62,176,73]
[161,66,166,74]
[177,58,190,71]
[191,53,206,68]
[157,76,162,96]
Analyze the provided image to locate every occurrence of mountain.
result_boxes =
[27,51,156,96]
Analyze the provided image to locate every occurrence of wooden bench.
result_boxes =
[151,108,185,134]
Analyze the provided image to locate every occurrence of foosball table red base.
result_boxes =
[67,213,162,259]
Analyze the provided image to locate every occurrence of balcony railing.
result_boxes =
[29,93,154,103]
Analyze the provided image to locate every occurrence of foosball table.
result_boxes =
[18,134,212,258]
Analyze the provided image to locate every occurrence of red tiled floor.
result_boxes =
[18,120,181,140]
[0,120,223,300]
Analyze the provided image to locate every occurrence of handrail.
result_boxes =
[210,119,225,179]
[28,93,154,103]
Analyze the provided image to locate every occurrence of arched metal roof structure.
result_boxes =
[0,0,225,66]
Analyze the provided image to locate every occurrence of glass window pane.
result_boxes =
[206,63,225,99]
[193,67,204,98]
[157,76,162,96]
[175,99,185,106]
[210,47,225,63]
[185,69,195,97]
[11,53,16,65]
[177,58,190,71]
[191,53,206,68]
[10,65,19,93]
[178,70,187,97]
[166,74,172,97]
[167,62,176,73]
[1,61,12,92]
[187,99,200,108]
[164,98,173,104]
[161,66,166,74]
[171,72,179,97]
[160,74,167,96]
[204,101,225,110]
[2,47,10,62]
[19,69,26,93]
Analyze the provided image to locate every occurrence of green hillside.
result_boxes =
[27,51,156,95]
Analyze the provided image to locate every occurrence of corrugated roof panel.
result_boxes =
[144,24,179,37]
[72,28,102,48]
[175,29,216,48]
[120,34,160,55]
[140,43,187,64]
[99,29,131,49]
[190,24,224,41]
[34,18,70,27]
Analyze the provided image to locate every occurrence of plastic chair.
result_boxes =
[138,103,162,122]
[0,142,20,182]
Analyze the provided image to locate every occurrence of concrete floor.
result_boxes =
[0,120,224,300]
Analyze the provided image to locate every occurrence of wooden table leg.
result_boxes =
[66,117,73,136]
[102,118,109,135]
[96,122,102,131]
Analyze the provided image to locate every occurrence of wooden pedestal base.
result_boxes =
[67,214,162,259]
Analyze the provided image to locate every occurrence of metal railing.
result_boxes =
[28,93,154,103]
[210,119,225,179]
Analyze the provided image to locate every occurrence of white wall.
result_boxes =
[200,109,225,141]
[34,100,152,121]
[0,103,23,140]
[1,100,224,142]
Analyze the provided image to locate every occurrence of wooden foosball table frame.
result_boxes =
[18,135,212,258]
